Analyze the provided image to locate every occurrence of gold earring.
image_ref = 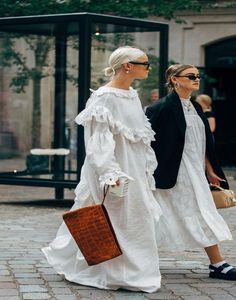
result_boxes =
[126,70,129,74]
[174,83,180,89]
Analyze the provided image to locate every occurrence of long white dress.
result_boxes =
[154,99,232,250]
[42,86,163,293]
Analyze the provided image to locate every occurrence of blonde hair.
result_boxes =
[165,64,195,92]
[196,94,213,110]
[103,46,146,77]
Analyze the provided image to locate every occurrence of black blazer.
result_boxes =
[146,91,228,189]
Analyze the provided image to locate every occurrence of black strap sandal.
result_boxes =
[209,263,236,280]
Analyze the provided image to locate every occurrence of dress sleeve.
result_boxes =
[75,103,133,187]
[86,121,132,187]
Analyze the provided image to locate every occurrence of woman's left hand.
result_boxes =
[205,156,226,186]
[206,171,226,186]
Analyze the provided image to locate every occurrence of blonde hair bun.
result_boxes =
[104,46,146,78]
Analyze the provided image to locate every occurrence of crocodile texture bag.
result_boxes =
[211,184,236,209]
[62,186,122,266]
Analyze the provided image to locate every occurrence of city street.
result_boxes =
[0,172,236,300]
[0,1,236,299]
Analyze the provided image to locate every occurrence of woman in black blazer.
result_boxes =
[146,64,236,281]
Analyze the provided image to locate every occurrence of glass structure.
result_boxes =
[0,13,168,199]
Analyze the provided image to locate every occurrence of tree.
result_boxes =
[1,1,233,20]
[0,34,54,148]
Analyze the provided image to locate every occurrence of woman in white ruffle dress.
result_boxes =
[42,46,163,293]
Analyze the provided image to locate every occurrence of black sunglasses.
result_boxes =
[129,61,150,70]
[175,75,201,81]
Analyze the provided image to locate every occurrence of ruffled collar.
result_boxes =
[94,86,138,99]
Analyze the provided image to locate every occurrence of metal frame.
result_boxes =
[0,13,169,199]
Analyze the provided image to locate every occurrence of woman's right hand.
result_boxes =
[111,179,120,187]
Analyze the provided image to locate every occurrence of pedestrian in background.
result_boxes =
[196,94,216,133]
[42,46,163,293]
[150,88,159,103]
[144,88,159,112]
[146,64,236,281]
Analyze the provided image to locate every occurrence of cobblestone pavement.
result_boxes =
[0,172,236,300]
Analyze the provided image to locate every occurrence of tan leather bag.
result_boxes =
[63,186,122,266]
[211,184,236,209]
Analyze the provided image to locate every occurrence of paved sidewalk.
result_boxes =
[0,175,236,300]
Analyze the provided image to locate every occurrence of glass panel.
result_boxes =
[0,16,166,187]
[0,22,78,181]
[65,27,79,180]
[0,27,55,174]
[91,23,160,108]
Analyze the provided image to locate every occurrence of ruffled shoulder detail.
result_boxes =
[75,104,155,146]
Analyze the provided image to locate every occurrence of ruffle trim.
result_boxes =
[75,105,155,146]
[99,171,134,188]
[95,86,138,99]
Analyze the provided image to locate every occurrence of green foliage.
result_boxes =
[0,0,65,17]
[0,34,30,92]
[0,33,52,92]
[10,71,29,93]
[0,0,220,19]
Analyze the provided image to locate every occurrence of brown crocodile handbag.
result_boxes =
[62,186,122,266]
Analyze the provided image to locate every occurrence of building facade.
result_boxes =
[157,6,236,165]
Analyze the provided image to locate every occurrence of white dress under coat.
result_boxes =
[154,99,232,250]
[42,86,162,293]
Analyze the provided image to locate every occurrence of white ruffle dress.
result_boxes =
[154,99,232,250]
[42,86,163,293]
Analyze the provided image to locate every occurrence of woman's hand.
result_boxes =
[111,179,120,187]
[205,157,226,186]
[206,170,225,186]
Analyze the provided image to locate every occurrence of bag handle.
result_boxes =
[102,185,110,205]
[210,183,225,191]
[210,183,235,195]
